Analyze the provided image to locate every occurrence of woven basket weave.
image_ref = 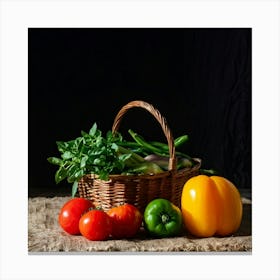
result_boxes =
[78,100,201,213]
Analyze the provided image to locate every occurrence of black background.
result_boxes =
[28,28,252,197]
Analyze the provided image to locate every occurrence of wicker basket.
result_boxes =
[78,100,201,213]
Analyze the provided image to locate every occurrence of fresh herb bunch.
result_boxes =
[47,123,132,196]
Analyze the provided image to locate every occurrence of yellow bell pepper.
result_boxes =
[181,175,243,237]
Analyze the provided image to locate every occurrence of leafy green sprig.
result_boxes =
[48,123,132,197]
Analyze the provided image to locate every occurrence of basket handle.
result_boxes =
[112,100,176,171]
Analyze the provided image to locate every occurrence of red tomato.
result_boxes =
[79,210,112,241]
[58,198,93,235]
[107,204,142,239]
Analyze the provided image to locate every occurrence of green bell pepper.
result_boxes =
[143,198,183,238]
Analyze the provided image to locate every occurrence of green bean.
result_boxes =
[149,135,188,151]
[124,162,163,175]
[200,169,218,176]
[128,129,166,156]
[148,141,169,151]
[116,145,145,166]
[174,135,189,148]
[128,129,195,164]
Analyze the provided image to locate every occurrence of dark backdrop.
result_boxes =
[28,28,252,196]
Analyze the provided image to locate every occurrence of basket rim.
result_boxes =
[79,158,201,182]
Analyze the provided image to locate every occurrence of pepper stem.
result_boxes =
[161,214,169,224]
